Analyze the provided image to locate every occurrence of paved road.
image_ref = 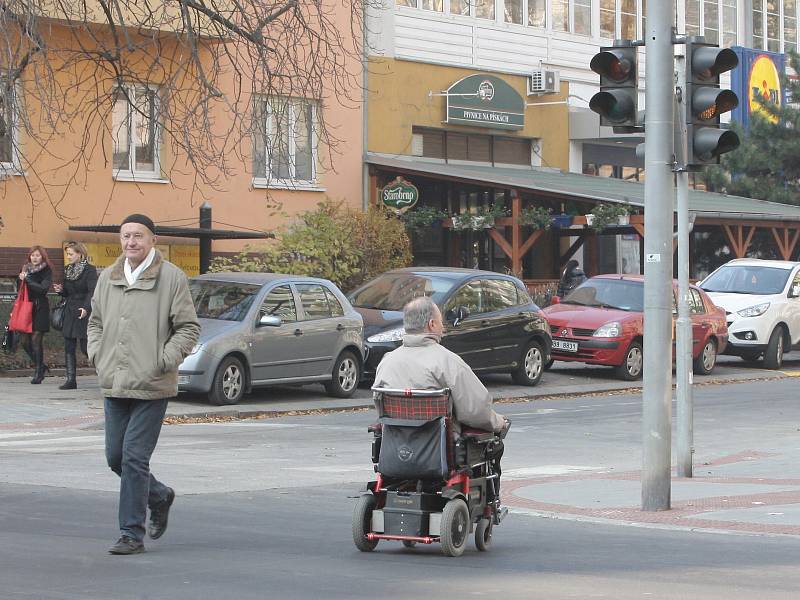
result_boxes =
[2,378,800,598]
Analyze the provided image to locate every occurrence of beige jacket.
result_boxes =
[87,251,200,400]
[373,334,505,433]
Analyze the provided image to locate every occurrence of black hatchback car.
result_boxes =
[348,268,552,386]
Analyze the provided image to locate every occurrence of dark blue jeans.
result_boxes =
[104,397,171,542]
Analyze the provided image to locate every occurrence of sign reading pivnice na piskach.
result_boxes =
[446,74,525,131]
[381,176,419,213]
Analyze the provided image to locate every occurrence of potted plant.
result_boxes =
[551,213,574,228]
[451,204,508,231]
[588,202,631,231]
[517,205,552,230]
[401,205,447,231]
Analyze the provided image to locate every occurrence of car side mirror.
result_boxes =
[258,315,282,327]
[550,295,561,305]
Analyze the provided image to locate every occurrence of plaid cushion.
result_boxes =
[382,394,450,420]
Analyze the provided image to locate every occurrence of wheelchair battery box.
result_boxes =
[382,492,444,537]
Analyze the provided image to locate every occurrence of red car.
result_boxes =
[542,275,728,380]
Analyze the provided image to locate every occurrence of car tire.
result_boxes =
[440,499,469,557]
[324,351,360,398]
[763,327,786,370]
[693,338,717,375]
[615,341,643,381]
[352,494,378,552]
[208,356,246,406]
[511,340,544,386]
[544,357,555,371]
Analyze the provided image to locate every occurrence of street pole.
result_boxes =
[675,52,694,478]
[642,0,675,511]
[199,202,212,275]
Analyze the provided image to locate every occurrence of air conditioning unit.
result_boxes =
[527,69,560,96]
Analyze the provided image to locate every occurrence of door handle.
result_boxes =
[294,329,303,336]
[336,324,345,331]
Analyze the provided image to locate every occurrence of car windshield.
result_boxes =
[348,273,454,311]
[562,278,643,312]
[701,265,790,295]
[189,280,260,321]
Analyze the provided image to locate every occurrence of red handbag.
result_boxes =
[8,281,34,334]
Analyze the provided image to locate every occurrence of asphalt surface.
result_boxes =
[3,373,800,598]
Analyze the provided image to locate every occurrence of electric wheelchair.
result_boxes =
[352,387,509,557]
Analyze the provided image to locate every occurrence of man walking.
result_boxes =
[88,214,200,555]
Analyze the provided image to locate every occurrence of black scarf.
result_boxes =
[65,258,88,281]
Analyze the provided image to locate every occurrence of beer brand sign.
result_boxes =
[446,74,525,131]
[381,177,419,213]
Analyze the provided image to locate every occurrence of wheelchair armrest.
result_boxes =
[368,423,382,434]
[459,428,496,444]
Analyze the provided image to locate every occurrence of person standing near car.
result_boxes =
[53,241,98,390]
[17,246,53,384]
[88,214,199,555]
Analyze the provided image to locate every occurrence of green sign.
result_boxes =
[446,74,525,130]
[381,176,419,213]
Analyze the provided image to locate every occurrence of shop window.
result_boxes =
[112,84,161,179]
[253,96,318,186]
[528,0,545,27]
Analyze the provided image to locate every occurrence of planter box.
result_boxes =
[551,214,573,228]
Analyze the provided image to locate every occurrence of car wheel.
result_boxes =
[440,499,469,557]
[615,341,643,381]
[208,356,245,406]
[511,340,544,386]
[324,351,360,398]
[763,327,786,370]
[352,494,379,552]
[693,338,717,375]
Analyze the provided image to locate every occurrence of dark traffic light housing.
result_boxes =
[685,37,740,169]
[590,43,640,131]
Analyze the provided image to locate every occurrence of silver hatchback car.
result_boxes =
[179,273,364,405]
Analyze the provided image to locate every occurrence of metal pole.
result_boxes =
[642,1,675,511]
[675,52,694,478]
[199,202,212,275]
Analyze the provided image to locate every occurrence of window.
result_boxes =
[0,82,15,168]
[112,85,160,178]
[476,0,494,20]
[422,0,443,11]
[689,289,706,314]
[323,287,345,317]
[445,280,484,316]
[411,127,533,167]
[504,0,522,24]
[722,0,737,47]
[600,0,637,40]
[454,0,470,14]
[528,0,545,27]
[482,279,520,312]
[396,0,417,6]
[704,0,720,44]
[766,0,780,51]
[552,0,569,31]
[260,285,297,323]
[296,284,333,320]
[786,0,797,53]
[600,0,615,37]
[253,96,318,185]
[552,0,590,35]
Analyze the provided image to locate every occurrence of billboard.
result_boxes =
[730,46,786,130]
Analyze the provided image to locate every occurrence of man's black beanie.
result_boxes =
[121,213,156,234]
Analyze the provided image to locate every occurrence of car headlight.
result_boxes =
[367,327,405,343]
[189,343,203,355]
[593,322,621,337]
[737,302,770,318]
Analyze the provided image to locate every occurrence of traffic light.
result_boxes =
[589,43,640,131]
[685,37,740,169]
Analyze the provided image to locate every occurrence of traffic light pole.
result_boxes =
[641,0,675,511]
[675,52,694,479]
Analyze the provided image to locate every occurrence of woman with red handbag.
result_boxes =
[15,246,53,384]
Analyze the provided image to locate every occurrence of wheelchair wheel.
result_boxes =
[474,518,493,552]
[352,494,379,552]
[440,499,469,557]
[402,540,417,549]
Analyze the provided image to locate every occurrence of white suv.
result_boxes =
[699,259,800,369]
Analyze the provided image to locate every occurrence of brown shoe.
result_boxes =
[108,536,145,555]
[148,488,175,540]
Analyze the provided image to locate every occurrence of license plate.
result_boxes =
[552,339,578,352]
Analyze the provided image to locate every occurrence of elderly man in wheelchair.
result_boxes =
[353,296,510,557]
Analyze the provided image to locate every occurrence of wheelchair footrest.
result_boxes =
[494,506,508,525]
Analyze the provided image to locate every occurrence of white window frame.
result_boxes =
[253,96,321,191]
[112,83,165,183]
[0,80,22,177]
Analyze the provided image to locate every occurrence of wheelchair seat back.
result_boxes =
[372,388,453,480]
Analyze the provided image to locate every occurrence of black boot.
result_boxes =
[31,348,45,385]
[59,351,77,390]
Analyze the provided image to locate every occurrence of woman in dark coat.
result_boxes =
[17,245,53,384]
[557,259,587,298]
[53,241,98,390]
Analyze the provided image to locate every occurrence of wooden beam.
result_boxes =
[488,228,513,259]
[771,227,800,260]
[519,229,544,257]
[632,224,645,238]
[559,234,586,265]
[511,192,522,274]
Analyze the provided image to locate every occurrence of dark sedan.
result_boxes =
[348,268,552,386]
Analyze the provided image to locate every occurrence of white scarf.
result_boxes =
[124,247,156,285]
